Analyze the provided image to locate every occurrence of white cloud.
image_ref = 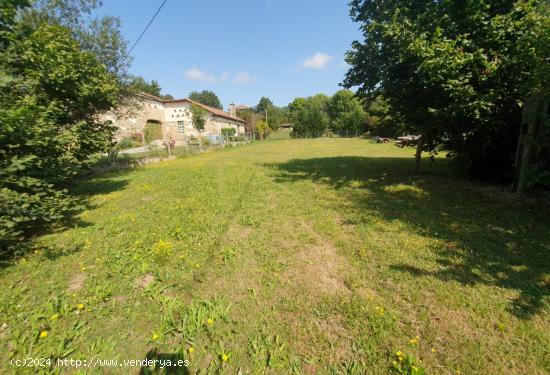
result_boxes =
[184,67,217,83]
[303,52,333,70]
[184,68,256,84]
[234,71,256,84]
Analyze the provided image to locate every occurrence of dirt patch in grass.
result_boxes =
[135,274,154,289]
[284,241,351,296]
[68,273,86,292]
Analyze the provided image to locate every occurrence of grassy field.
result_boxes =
[1,138,548,374]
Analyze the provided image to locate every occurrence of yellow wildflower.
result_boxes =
[431,347,436,353]
[77,303,84,310]
[39,331,48,338]
[50,314,60,321]
[409,335,419,345]
[152,334,159,341]
[221,353,229,362]
[207,318,214,325]
[187,346,195,354]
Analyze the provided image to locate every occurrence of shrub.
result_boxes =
[0,23,119,254]
[117,137,135,150]
[254,120,271,140]
[221,128,236,137]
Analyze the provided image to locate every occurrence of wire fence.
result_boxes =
[114,131,257,161]
[290,129,364,138]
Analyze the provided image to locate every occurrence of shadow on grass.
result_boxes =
[139,348,190,374]
[0,172,129,268]
[267,156,550,319]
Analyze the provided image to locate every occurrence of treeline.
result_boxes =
[343,0,549,191]
[235,97,290,139]
[0,0,132,253]
[288,90,366,138]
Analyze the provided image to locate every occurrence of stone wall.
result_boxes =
[103,96,244,143]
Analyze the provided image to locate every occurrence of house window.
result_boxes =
[177,121,185,133]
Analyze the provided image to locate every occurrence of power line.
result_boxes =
[128,0,168,55]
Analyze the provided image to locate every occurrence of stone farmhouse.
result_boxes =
[103,92,246,143]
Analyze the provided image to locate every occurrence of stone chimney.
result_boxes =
[228,103,236,117]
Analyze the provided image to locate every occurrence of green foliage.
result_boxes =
[255,96,274,113]
[116,137,135,150]
[344,0,550,183]
[266,106,289,130]
[189,90,223,110]
[143,122,163,143]
[190,104,208,131]
[0,4,119,253]
[221,128,236,137]
[254,120,271,140]
[391,351,426,375]
[253,97,289,130]
[128,76,161,97]
[20,0,131,79]
[289,94,330,138]
[365,96,405,138]
[327,89,367,135]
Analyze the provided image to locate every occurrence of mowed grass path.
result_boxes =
[1,139,548,374]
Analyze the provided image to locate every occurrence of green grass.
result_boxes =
[1,139,548,374]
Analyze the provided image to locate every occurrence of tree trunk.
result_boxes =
[516,95,547,194]
[414,136,423,173]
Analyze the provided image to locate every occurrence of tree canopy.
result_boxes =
[20,0,130,80]
[190,104,208,131]
[327,90,367,135]
[343,0,550,185]
[289,94,330,138]
[255,97,274,113]
[129,76,162,97]
[0,0,122,253]
[189,90,223,110]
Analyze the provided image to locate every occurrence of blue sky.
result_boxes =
[98,0,361,108]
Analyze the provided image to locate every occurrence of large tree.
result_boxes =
[255,97,274,113]
[327,90,367,136]
[289,94,330,138]
[129,76,162,97]
[20,0,131,80]
[0,1,121,253]
[343,0,549,183]
[189,90,223,109]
